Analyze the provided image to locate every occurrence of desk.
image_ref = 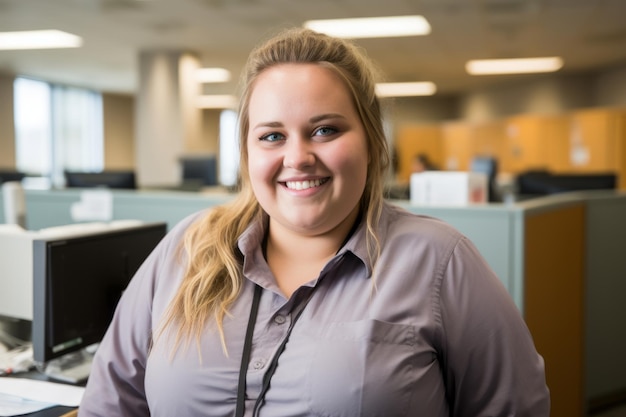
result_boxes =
[25,406,75,417]
[7,371,81,416]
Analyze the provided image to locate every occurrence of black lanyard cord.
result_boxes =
[234,284,318,417]
[235,284,262,417]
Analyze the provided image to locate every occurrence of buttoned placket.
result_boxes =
[244,297,293,399]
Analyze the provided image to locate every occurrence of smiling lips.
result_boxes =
[284,178,329,190]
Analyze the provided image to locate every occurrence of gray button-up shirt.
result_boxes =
[79,202,550,416]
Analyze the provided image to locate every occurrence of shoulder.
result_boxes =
[378,203,494,292]
[130,208,213,288]
[381,202,464,253]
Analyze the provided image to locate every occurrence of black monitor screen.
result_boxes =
[517,171,617,196]
[64,170,137,189]
[180,156,218,186]
[32,222,167,366]
[0,170,26,184]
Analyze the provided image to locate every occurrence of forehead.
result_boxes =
[255,62,343,84]
[247,63,356,120]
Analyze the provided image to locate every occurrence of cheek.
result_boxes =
[336,145,369,185]
[247,145,278,188]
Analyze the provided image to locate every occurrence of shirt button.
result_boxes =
[253,360,265,370]
[274,315,286,325]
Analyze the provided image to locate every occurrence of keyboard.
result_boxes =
[44,356,92,384]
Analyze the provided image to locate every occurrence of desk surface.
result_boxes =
[7,371,81,417]
[26,405,76,417]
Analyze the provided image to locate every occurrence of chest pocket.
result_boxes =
[306,319,435,417]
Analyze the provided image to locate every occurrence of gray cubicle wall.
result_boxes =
[0,189,235,231]
[584,194,626,403]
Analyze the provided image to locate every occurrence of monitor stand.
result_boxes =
[41,348,94,384]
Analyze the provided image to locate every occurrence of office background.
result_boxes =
[3,65,626,187]
[1,2,626,417]
[1,0,626,188]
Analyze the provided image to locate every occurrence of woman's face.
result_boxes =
[246,63,369,237]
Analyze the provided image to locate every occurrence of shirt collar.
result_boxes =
[236,204,392,281]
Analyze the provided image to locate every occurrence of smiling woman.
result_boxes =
[78,27,550,417]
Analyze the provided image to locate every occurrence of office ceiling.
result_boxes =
[1,0,625,97]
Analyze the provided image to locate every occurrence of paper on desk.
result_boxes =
[0,392,56,416]
[0,377,84,406]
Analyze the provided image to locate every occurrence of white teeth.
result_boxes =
[285,179,324,190]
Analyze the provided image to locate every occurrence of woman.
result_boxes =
[79,28,550,416]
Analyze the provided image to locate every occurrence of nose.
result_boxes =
[283,137,315,169]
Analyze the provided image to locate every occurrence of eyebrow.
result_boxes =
[309,113,346,124]
[252,121,283,130]
[252,113,347,130]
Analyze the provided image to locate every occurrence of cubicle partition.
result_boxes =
[3,189,235,231]
[522,199,586,417]
[584,194,626,410]
[1,187,625,417]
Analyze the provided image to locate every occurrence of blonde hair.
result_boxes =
[161,27,390,352]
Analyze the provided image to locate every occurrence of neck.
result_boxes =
[265,208,360,297]
[267,207,360,261]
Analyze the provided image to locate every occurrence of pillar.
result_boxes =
[135,50,202,187]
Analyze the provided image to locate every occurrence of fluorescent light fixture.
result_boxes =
[0,30,82,50]
[197,94,238,109]
[466,57,564,75]
[304,15,431,39]
[375,82,437,97]
[196,67,231,83]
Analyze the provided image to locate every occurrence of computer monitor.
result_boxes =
[31,222,167,382]
[0,226,35,328]
[516,171,617,196]
[64,170,137,189]
[470,156,499,202]
[180,155,218,186]
[0,170,26,184]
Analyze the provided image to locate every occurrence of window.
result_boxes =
[14,77,103,187]
[219,109,239,188]
[14,78,52,176]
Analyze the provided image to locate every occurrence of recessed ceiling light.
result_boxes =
[196,68,231,83]
[196,94,238,109]
[375,82,437,97]
[465,57,564,75]
[304,15,431,39]
[0,30,83,50]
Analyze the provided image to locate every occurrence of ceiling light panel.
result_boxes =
[304,15,431,39]
[375,82,437,97]
[0,30,83,50]
[196,67,231,83]
[466,57,564,75]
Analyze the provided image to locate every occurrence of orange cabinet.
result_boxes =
[566,108,623,173]
[392,107,626,190]
[394,124,444,182]
[502,114,570,174]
